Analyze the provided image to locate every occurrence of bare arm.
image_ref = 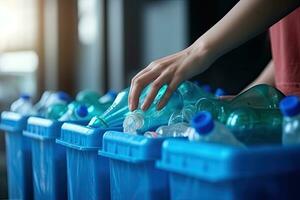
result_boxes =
[129,0,300,111]
[219,60,275,100]
[243,59,275,92]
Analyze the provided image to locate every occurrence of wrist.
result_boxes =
[190,38,219,64]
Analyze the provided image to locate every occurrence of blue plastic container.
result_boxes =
[23,117,87,200]
[56,123,122,200]
[99,131,173,200]
[0,111,33,200]
[157,140,300,200]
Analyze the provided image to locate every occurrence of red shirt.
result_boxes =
[270,7,300,96]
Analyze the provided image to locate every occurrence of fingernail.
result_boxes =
[156,103,162,111]
[141,104,146,111]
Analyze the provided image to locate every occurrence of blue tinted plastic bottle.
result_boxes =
[59,101,90,121]
[40,91,71,117]
[88,88,130,128]
[280,96,300,145]
[186,112,244,147]
[178,81,214,105]
[123,86,183,133]
[10,94,33,115]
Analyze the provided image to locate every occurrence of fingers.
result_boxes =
[217,95,235,101]
[157,75,182,110]
[129,69,159,111]
[141,73,170,111]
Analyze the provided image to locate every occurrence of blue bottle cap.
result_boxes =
[20,94,30,100]
[76,105,88,118]
[57,91,72,102]
[193,80,201,86]
[107,90,118,100]
[202,84,212,93]
[280,96,300,117]
[191,111,214,135]
[215,88,226,97]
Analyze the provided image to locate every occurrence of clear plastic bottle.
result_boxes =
[123,86,183,133]
[99,90,117,104]
[45,91,71,107]
[280,96,300,145]
[76,90,101,106]
[168,104,197,125]
[144,122,190,138]
[33,91,55,115]
[88,88,130,128]
[46,104,68,120]
[177,81,214,105]
[10,94,33,115]
[38,91,71,117]
[59,104,89,121]
[186,111,244,147]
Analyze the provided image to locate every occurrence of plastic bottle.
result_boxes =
[144,122,189,138]
[59,103,89,121]
[230,84,285,109]
[178,81,214,105]
[225,106,282,145]
[10,94,33,115]
[99,90,117,104]
[196,98,229,123]
[88,88,130,128]
[86,90,118,117]
[215,88,226,97]
[45,91,71,107]
[186,111,245,147]
[76,90,101,106]
[40,91,71,117]
[201,84,212,94]
[33,91,55,115]
[280,96,300,145]
[45,104,68,120]
[123,85,183,133]
[168,104,197,125]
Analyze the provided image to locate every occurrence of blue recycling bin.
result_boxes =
[56,123,122,200]
[23,117,87,200]
[157,140,300,200]
[0,111,33,200]
[99,131,176,200]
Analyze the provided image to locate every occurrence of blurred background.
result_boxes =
[0,0,271,198]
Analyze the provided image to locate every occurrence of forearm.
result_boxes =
[191,0,299,59]
[243,59,275,91]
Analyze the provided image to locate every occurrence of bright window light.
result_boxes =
[0,51,38,73]
[78,0,97,45]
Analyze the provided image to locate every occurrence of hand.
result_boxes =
[218,95,235,101]
[129,41,216,111]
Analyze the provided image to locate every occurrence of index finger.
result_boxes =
[129,70,157,111]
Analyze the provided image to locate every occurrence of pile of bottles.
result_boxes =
[9,80,300,147]
[10,90,117,121]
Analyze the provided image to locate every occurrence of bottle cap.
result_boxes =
[57,91,71,102]
[20,94,31,100]
[193,80,201,86]
[280,96,300,117]
[215,88,226,97]
[107,90,117,100]
[191,111,214,135]
[202,84,212,93]
[76,105,88,118]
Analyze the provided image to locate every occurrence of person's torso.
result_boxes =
[270,7,300,96]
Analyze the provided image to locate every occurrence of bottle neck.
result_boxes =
[88,116,109,128]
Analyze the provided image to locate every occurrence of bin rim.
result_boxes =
[156,139,300,182]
